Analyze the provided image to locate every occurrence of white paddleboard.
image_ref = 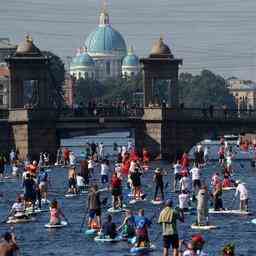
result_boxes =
[151,200,163,205]
[44,221,68,228]
[191,224,218,230]
[129,199,147,204]
[65,193,79,198]
[107,207,126,213]
[251,219,256,224]
[130,244,156,254]
[94,236,122,242]
[25,208,49,215]
[209,209,252,215]
[222,187,236,191]
[7,217,35,224]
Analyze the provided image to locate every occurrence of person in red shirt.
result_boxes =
[111,172,123,209]
[222,175,234,188]
[63,148,70,166]
[181,152,189,169]
[28,161,38,177]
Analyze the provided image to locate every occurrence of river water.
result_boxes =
[1,0,256,80]
[0,156,256,255]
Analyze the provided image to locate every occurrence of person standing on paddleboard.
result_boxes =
[153,168,166,201]
[111,172,123,209]
[173,160,181,192]
[158,199,184,256]
[49,199,66,225]
[87,185,102,229]
[235,180,249,211]
[190,164,201,194]
[196,185,210,226]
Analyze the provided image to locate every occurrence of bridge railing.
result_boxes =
[59,107,144,118]
[165,107,256,120]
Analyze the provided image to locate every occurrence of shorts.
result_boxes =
[89,209,101,218]
[0,168,4,174]
[174,173,180,181]
[101,175,108,184]
[39,182,48,192]
[163,234,179,249]
[193,179,201,188]
[68,178,76,188]
[112,187,121,197]
[219,154,225,160]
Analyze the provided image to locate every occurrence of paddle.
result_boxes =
[79,210,88,232]
[228,196,236,210]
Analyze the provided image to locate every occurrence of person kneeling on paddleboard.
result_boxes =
[134,209,151,248]
[158,200,184,256]
[49,200,66,225]
[179,234,208,256]
[100,214,117,239]
[9,195,26,219]
[118,210,136,239]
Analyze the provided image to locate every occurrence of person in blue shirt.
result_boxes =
[134,209,152,248]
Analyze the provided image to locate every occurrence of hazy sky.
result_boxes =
[1,0,256,80]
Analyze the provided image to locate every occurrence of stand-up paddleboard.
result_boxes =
[107,207,127,213]
[85,229,99,236]
[209,209,252,215]
[25,208,49,215]
[45,169,52,173]
[80,190,89,194]
[251,219,256,224]
[7,217,35,224]
[65,193,79,198]
[94,235,122,243]
[130,244,156,254]
[222,187,236,191]
[129,198,147,205]
[191,224,218,230]
[44,221,68,228]
[151,200,163,205]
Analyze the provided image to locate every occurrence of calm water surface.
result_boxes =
[0,0,256,79]
[0,160,256,255]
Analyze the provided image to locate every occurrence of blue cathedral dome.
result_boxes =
[78,50,95,66]
[85,9,127,56]
[122,47,139,66]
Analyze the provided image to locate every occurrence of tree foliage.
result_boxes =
[74,70,236,108]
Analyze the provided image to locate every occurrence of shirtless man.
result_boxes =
[0,230,19,256]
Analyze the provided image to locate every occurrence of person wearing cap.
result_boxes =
[158,200,184,256]
[235,180,249,211]
[153,168,166,201]
[0,231,19,256]
[179,234,208,255]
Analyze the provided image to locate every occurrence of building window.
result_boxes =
[131,72,134,76]
[0,84,3,91]
[106,61,111,75]
[0,95,3,105]
[84,72,88,78]
[78,72,81,78]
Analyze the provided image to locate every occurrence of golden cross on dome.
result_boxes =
[102,0,107,13]
[160,33,164,42]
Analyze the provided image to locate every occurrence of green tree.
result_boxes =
[179,70,235,108]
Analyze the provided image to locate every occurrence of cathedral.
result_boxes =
[69,5,140,80]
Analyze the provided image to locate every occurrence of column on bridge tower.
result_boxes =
[139,36,183,159]
[6,35,58,161]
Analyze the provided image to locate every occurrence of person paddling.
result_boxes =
[196,185,210,226]
[87,185,102,229]
[111,172,123,209]
[100,214,117,239]
[234,180,249,211]
[153,168,166,201]
[118,210,136,239]
[158,199,184,256]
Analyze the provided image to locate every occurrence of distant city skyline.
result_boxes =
[0,0,256,80]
